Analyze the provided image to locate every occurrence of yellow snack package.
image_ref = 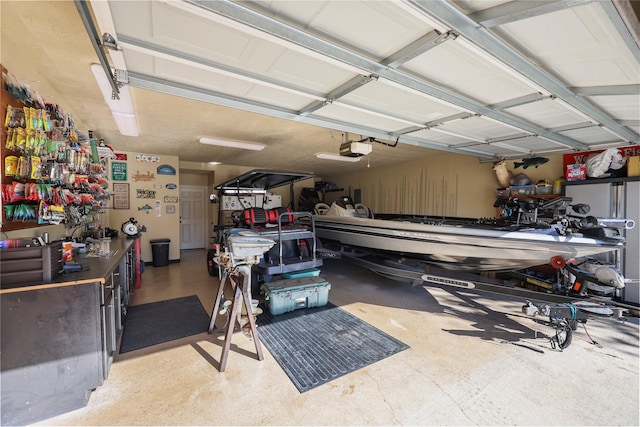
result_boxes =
[31,156,42,180]
[4,155,18,176]
[4,105,13,128]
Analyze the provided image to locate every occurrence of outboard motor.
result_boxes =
[335,195,356,210]
[326,195,358,217]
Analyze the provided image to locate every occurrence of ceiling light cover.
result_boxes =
[199,137,265,151]
[316,153,361,162]
[90,63,139,136]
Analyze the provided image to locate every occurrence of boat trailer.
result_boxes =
[319,247,630,351]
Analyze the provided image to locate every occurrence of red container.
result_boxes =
[566,164,586,181]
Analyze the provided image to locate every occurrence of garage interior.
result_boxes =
[1,1,639,425]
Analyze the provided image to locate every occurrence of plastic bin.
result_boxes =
[281,268,321,279]
[261,276,331,315]
[150,238,170,267]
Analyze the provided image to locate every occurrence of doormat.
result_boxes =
[120,295,209,353]
[256,303,409,393]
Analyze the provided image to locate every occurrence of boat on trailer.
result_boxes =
[312,195,634,273]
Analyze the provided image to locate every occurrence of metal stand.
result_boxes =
[208,252,264,372]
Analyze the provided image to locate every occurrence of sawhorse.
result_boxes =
[208,265,263,372]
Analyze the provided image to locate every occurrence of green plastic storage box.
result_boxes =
[261,276,331,315]
[281,268,321,279]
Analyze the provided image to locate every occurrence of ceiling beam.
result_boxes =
[127,71,485,157]
[381,30,457,68]
[547,122,602,133]
[602,0,640,61]
[467,0,594,28]
[117,34,324,101]
[408,0,639,144]
[424,112,477,128]
[298,75,376,117]
[488,93,555,111]
[184,0,591,151]
[569,84,640,96]
[74,0,121,98]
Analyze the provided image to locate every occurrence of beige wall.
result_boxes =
[321,152,565,218]
[179,173,209,187]
[107,152,180,263]
[3,149,565,261]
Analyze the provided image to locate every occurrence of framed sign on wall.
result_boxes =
[113,183,130,209]
[111,161,127,181]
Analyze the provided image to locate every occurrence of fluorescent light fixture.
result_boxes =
[199,136,265,151]
[208,161,222,165]
[316,153,361,162]
[90,64,139,136]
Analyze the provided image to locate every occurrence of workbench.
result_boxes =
[0,237,136,426]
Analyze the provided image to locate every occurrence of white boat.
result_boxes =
[313,195,632,272]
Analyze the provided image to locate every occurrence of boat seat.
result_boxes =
[239,207,308,233]
[354,203,371,218]
[314,203,330,215]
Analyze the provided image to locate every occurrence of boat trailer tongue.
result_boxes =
[521,300,614,351]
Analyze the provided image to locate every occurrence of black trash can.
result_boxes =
[149,238,170,267]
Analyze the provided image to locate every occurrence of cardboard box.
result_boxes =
[566,163,586,181]
[628,156,640,177]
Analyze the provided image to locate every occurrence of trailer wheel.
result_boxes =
[551,320,573,350]
[207,249,218,277]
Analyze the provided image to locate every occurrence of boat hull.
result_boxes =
[313,215,622,272]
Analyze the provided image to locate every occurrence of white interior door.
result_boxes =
[180,185,207,250]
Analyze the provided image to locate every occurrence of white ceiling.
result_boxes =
[1,1,639,176]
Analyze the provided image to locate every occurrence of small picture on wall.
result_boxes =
[166,205,176,214]
[157,164,176,175]
[113,183,130,209]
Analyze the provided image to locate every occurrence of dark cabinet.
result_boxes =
[0,238,135,425]
[101,273,117,379]
[0,283,104,426]
[100,254,132,379]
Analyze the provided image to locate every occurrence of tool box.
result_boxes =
[261,276,331,315]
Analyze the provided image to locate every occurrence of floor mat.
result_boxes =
[256,303,409,393]
[120,295,209,353]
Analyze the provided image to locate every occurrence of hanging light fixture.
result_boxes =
[90,64,139,137]
[199,137,265,151]
[315,153,361,162]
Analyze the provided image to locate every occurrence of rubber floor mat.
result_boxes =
[256,303,409,393]
[120,295,209,353]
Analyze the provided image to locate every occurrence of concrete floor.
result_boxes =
[34,249,639,426]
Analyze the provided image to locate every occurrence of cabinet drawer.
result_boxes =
[0,241,62,287]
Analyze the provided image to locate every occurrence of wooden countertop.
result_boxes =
[0,237,136,294]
